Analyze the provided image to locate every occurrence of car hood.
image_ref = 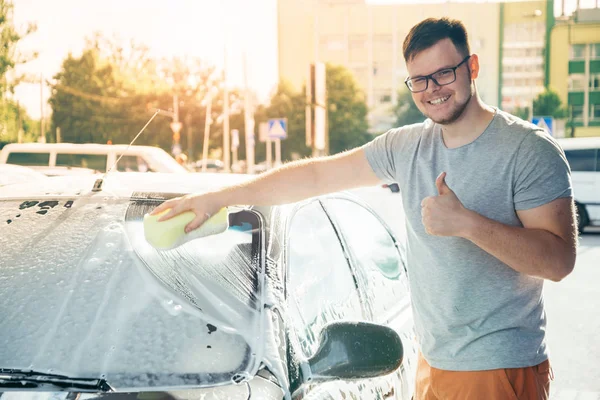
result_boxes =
[0,179,269,391]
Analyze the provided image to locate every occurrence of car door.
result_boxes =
[322,197,417,400]
[284,200,368,399]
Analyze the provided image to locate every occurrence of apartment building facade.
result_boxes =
[549,7,600,137]
[499,0,552,115]
[277,0,501,133]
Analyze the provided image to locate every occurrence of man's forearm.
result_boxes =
[461,211,576,282]
[212,150,379,207]
[216,158,322,207]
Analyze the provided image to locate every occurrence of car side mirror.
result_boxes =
[381,183,400,193]
[302,321,403,382]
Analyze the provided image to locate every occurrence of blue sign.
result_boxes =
[268,118,287,139]
[532,116,554,135]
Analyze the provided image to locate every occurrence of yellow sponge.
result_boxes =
[143,207,229,250]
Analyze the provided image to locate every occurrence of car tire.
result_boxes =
[576,202,589,234]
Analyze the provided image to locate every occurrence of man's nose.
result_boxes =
[426,77,441,92]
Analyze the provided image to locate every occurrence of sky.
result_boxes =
[12,0,278,119]
[11,0,588,119]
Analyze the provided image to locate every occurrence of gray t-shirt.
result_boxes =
[362,109,572,371]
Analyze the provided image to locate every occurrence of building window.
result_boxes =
[590,43,600,60]
[570,44,586,60]
[571,105,584,121]
[591,104,600,121]
[321,36,345,51]
[590,74,600,91]
[569,74,586,91]
[349,35,366,49]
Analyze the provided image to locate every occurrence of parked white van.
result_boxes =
[0,143,188,175]
[557,137,600,232]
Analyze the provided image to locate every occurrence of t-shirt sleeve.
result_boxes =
[361,126,413,183]
[513,130,573,210]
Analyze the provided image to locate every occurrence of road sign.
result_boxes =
[532,116,554,135]
[268,118,287,139]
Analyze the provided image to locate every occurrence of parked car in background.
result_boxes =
[557,137,600,232]
[0,172,417,400]
[0,164,48,187]
[0,143,189,175]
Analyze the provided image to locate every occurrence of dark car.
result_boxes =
[0,173,417,400]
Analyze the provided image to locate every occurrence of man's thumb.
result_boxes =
[436,172,452,195]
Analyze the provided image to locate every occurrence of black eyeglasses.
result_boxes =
[404,55,471,93]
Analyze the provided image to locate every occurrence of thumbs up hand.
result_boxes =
[421,172,469,237]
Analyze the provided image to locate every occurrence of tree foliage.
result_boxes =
[254,64,371,163]
[46,37,370,165]
[0,0,37,144]
[48,35,245,161]
[532,89,567,119]
[325,64,371,154]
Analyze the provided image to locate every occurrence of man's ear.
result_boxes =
[468,54,480,80]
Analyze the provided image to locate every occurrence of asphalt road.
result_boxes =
[546,227,600,399]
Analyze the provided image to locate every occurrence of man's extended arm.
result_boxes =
[151,147,381,232]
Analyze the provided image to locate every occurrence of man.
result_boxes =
[151,17,576,399]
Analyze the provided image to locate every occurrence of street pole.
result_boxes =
[223,73,231,172]
[17,100,23,143]
[243,52,255,174]
[40,73,45,143]
[275,138,281,166]
[222,7,231,172]
[266,138,272,169]
[201,93,213,173]
[186,112,193,161]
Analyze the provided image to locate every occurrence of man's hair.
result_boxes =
[402,17,470,62]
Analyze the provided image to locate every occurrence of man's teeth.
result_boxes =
[429,96,450,105]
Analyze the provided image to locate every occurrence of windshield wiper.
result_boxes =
[0,369,113,392]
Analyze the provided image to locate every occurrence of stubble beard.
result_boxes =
[426,91,473,125]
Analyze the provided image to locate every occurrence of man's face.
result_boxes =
[406,38,476,125]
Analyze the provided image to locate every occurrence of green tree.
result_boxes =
[394,88,425,127]
[257,80,310,162]
[49,49,131,144]
[0,0,37,143]
[325,64,370,154]
[0,0,37,96]
[532,89,567,119]
[513,106,530,121]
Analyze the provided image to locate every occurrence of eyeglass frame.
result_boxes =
[404,55,471,93]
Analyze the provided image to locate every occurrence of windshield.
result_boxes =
[0,194,264,390]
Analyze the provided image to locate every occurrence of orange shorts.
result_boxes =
[415,352,554,400]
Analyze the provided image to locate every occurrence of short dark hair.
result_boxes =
[402,17,470,62]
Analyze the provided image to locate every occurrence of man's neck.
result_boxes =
[440,97,496,149]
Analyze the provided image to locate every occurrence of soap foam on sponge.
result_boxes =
[143,207,229,250]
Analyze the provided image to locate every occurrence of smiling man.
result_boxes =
[151,18,576,400]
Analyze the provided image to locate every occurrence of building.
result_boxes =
[549,7,600,137]
[499,0,552,116]
[277,0,501,133]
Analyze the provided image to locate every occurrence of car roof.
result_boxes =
[1,142,165,152]
[556,137,600,150]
